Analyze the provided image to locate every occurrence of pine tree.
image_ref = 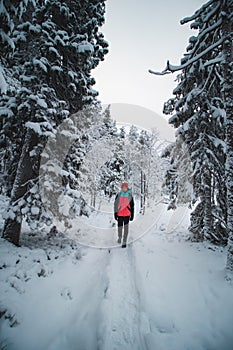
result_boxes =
[0,1,36,195]
[162,137,193,211]
[150,0,232,246]
[0,0,35,53]
[128,125,139,143]
[93,105,129,198]
[1,0,108,245]
[119,126,126,139]
[102,104,118,137]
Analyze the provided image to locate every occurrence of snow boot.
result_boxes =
[122,242,127,248]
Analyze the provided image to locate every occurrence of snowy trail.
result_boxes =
[98,245,146,350]
[1,203,233,350]
[46,250,110,350]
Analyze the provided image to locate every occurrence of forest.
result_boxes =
[0,1,233,350]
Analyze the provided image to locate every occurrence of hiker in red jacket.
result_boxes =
[114,181,134,248]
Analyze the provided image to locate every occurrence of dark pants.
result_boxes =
[118,216,130,243]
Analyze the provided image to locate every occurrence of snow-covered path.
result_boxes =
[1,208,233,350]
[99,245,146,350]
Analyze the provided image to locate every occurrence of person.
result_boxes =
[114,181,134,248]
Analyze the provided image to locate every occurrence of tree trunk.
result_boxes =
[143,172,146,214]
[140,170,143,213]
[203,168,214,240]
[2,129,40,246]
[189,202,204,242]
[140,170,146,214]
[222,1,233,270]
[93,190,96,209]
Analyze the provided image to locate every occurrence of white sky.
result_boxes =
[93,0,206,116]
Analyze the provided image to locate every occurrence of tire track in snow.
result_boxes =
[98,244,147,350]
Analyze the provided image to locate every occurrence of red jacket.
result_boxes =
[118,195,131,216]
[114,190,134,218]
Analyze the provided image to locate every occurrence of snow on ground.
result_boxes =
[133,235,233,350]
[0,202,233,350]
[65,197,190,248]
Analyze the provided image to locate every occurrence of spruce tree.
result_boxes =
[150,0,232,246]
[1,0,108,245]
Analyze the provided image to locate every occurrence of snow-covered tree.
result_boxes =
[94,105,127,198]
[162,137,194,210]
[1,0,108,245]
[0,0,35,53]
[136,129,163,212]
[0,0,36,195]
[101,104,118,137]
[119,126,126,139]
[79,138,113,207]
[150,0,232,246]
[128,125,139,143]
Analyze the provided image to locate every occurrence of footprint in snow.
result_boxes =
[7,276,25,294]
[60,287,73,300]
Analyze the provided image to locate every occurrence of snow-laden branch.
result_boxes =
[149,36,225,76]
[180,0,215,25]
[204,3,220,23]
[204,54,223,67]
[214,65,224,83]
[189,18,222,57]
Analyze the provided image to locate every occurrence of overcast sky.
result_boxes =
[93,0,206,116]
